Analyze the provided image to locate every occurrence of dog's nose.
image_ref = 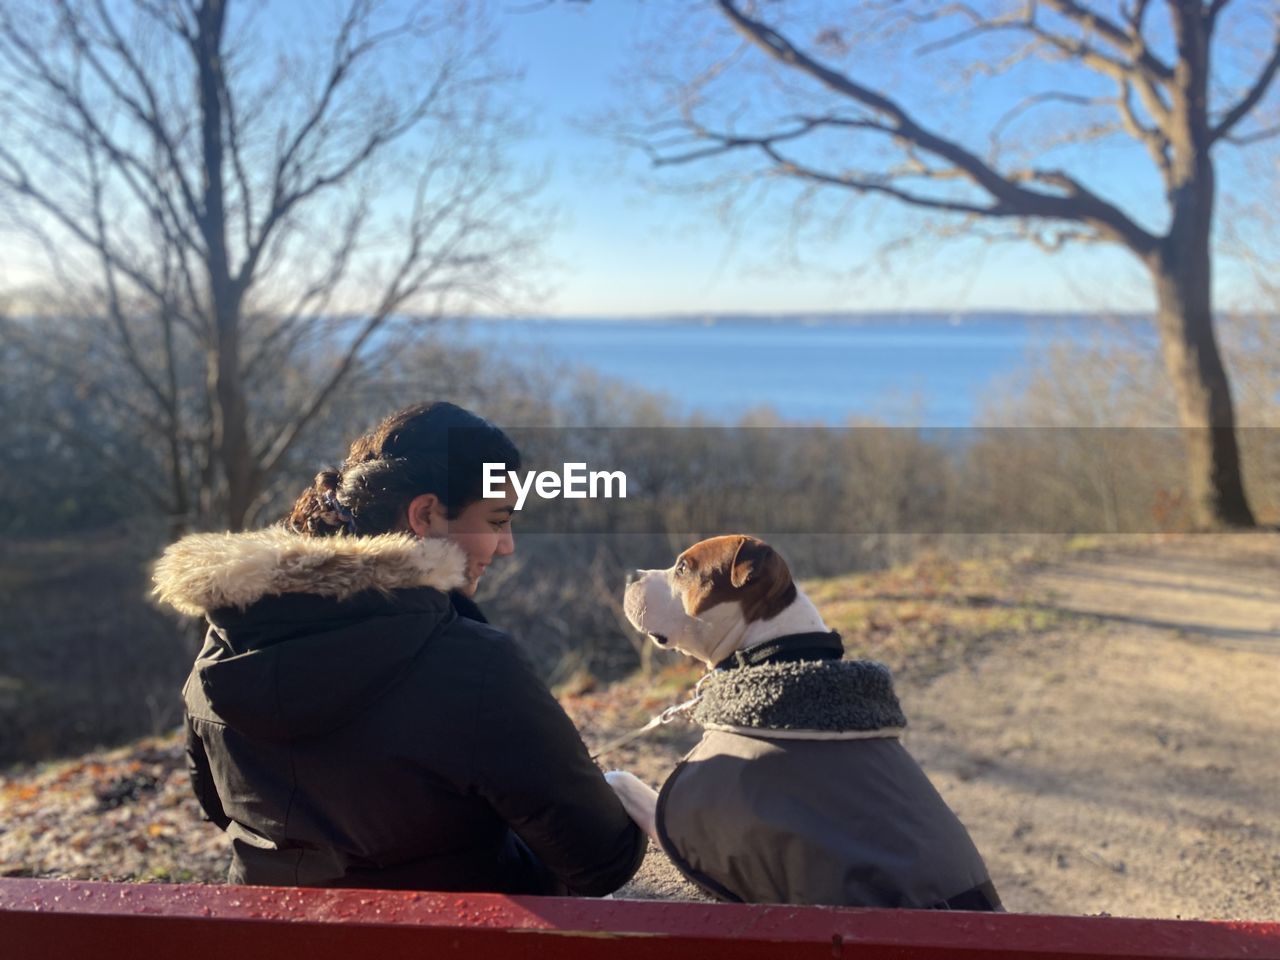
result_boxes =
[625,569,642,585]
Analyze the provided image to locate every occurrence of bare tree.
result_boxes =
[630,0,1280,529]
[0,0,540,532]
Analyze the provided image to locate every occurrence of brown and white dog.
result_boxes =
[604,535,999,909]
[604,535,830,842]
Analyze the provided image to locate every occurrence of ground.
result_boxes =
[915,537,1280,920]
[2,534,1277,920]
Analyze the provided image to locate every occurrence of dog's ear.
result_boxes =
[730,537,776,588]
[732,538,798,622]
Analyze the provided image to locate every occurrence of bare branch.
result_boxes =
[242,201,369,383]
[262,2,373,203]
[1211,29,1280,144]
[761,149,1009,217]
[1016,221,1107,253]
[83,136,171,412]
[237,6,464,295]
[0,142,172,306]
[904,1,1174,87]
[707,0,1159,255]
[41,406,172,510]
[0,6,205,256]
[989,91,1112,148]
[68,0,205,227]
[958,36,1047,82]
[220,57,255,264]
[1130,70,1173,134]
[1115,80,1173,186]
[651,115,890,166]
[1038,0,1174,80]
[0,315,173,444]
[1122,0,1154,36]
[654,117,1000,216]
[913,5,1027,57]
[253,127,529,477]
[1222,122,1280,145]
[1206,0,1234,28]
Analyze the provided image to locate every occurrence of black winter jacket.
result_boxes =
[153,528,644,895]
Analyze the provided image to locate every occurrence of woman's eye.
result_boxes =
[491,519,511,530]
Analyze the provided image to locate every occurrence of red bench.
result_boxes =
[2,878,1277,959]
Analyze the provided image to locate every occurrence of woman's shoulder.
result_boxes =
[408,607,577,761]
[375,608,551,754]
[427,606,541,684]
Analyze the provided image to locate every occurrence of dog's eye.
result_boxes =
[675,560,687,575]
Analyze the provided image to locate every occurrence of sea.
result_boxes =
[451,313,1120,427]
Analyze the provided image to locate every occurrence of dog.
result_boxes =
[605,535,1000,909]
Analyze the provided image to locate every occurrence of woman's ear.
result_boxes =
[406,493,447,538]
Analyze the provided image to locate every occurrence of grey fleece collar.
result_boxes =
[693,659,908,735]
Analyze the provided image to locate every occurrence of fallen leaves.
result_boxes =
[0,734,227,883]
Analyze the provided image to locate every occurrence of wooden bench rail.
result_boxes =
[2,879,1278,960]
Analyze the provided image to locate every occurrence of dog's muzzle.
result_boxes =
[623,577,649,631]
[624,569,686,650]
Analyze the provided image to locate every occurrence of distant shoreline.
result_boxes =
[460,311,1158,326]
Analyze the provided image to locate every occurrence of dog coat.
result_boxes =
[655,657,996,907]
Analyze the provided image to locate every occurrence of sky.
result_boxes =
[1,0,1276,318]
[485,1,1279,317]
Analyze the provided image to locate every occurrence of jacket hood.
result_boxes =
[153,526,468,616]
[158,528,470,740]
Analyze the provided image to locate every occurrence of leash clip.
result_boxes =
[658,694,702,725]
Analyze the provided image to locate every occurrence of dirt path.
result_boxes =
[879,535,1280,920]
[618,535,1280,918]
[1024,537,1280,652]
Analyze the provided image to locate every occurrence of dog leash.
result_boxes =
[589,675,712,761]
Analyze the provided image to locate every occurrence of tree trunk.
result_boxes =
[1149,7,1255,531]
[1148,250,1255,529]
[196,0,255,531]
[208,318,255,531]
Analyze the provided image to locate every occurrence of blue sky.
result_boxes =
[488,1,1278,317]
[1,1,1274,318]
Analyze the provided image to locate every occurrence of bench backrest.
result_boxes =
[2,878,1278,959]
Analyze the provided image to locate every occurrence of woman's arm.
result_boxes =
[467,633,646,897]
[184,714,231,830]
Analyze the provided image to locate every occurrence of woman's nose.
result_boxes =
[497,528,515,556]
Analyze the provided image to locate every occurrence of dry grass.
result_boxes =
[805,550,1064,679]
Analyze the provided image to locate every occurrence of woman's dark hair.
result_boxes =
[287,402,521,537]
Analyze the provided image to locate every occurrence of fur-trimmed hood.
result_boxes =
[162,528,471,742]
[152,526,468,616]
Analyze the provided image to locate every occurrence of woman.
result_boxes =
[153,402,645,895]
